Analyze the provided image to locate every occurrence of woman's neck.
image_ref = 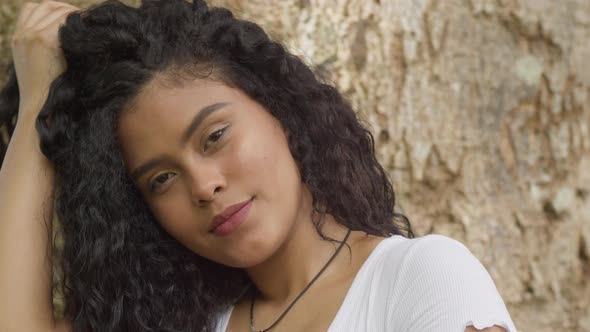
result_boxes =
[244,191,354,304]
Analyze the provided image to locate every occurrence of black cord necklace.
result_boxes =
[249,229,352,332]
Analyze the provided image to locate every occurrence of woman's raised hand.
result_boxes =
[11,0,79,121]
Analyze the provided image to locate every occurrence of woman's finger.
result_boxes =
[34,9,76,52]
[15,2,38,30]
[40,0,79,10]
[24,1,76,29]
[35,5,78,31]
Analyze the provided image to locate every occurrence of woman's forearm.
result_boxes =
[0,108,57,332]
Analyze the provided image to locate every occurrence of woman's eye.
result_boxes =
[204,127,228,151]
[148,172,175,192]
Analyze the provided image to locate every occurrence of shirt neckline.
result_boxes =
[220,235,401,332]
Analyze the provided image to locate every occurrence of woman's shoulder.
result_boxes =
[327,234,517,331]
[373,233,500,297]
[367,234,471,270]
[372,233,518,331]
[368,233,472,272]
[350,233,483,301]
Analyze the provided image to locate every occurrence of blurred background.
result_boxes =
[1,0,589,331]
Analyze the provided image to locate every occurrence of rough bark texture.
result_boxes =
[1,0,589,331]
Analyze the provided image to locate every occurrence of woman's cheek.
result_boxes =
[237,140,279,190]
[151,189,197,234]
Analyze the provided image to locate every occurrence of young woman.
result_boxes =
[0,0,518,331]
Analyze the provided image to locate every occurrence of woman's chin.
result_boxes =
[218,235,285,269]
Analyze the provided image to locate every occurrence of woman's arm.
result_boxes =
[0,111,64,332]
[0,1,78,331]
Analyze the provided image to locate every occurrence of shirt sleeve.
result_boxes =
[385,234,518,332]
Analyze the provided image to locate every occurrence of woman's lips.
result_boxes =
[209,198,253,236]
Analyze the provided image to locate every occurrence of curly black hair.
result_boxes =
[0,0,413,331]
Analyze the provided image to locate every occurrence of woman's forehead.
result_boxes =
[128,78,231,114]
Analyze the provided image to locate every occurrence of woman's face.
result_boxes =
[117,77,306,268]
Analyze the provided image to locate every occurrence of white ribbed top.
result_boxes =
[215,234,518,332]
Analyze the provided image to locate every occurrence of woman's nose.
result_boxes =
[188,163,226,206]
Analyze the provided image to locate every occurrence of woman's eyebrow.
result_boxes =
[180,102,230,146]
[130,102,230,181]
